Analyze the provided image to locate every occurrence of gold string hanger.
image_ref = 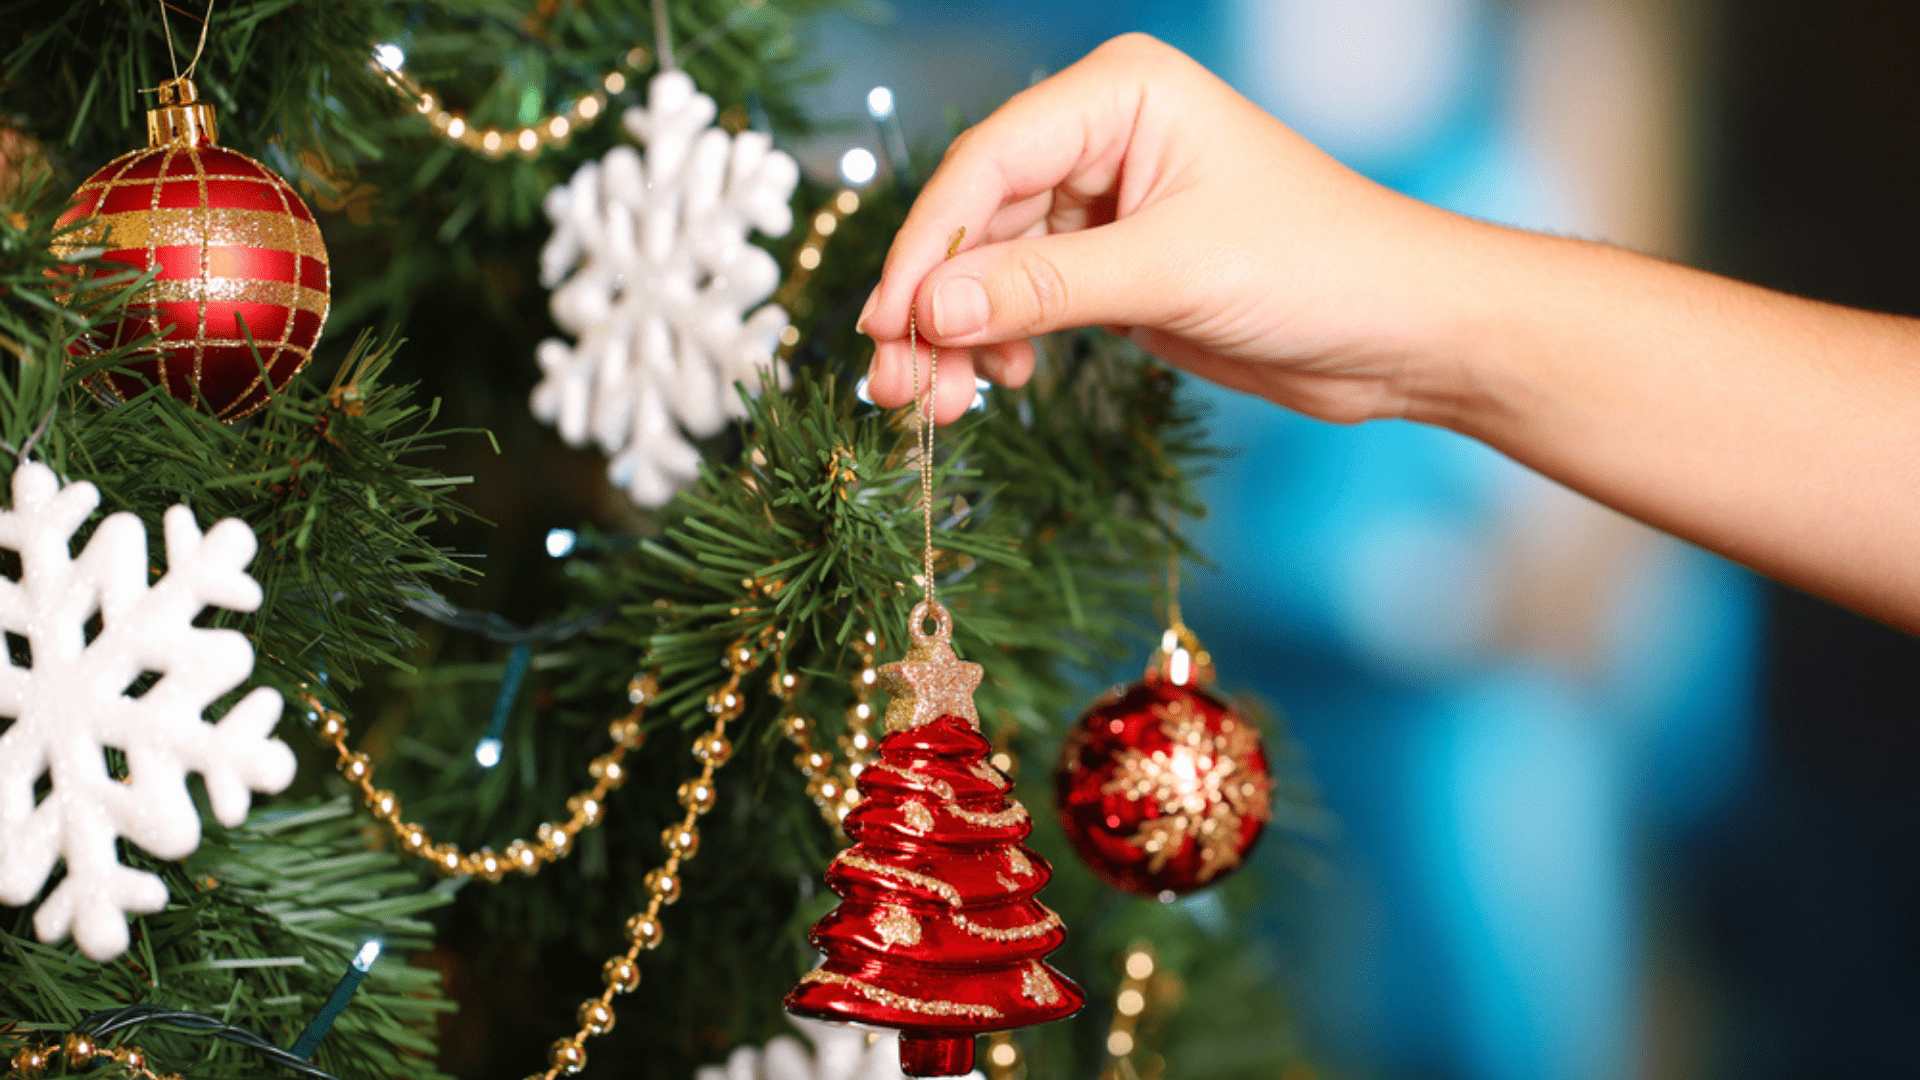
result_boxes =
[906,226,968,613]
[872,227,987,738]
[1154,533,1213,687]
[155,0,214,84]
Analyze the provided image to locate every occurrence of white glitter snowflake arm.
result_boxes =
[532,69,799,508]
[0,462,295,962]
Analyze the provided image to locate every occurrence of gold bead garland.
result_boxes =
[527,632,770,1080]
[777,628,881,830]
[305,672,657,881]
[376,46,655,160]
[7,1036,172,1080]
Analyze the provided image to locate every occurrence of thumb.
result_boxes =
[914,220,1167,346]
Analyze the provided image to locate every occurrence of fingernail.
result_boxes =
[855,289,878,335]
[932,278,989,339]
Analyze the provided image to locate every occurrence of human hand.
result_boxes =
[858,32,1490,425]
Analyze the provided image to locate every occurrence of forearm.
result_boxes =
[1420,221,1920,631]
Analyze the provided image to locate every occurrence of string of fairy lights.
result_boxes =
[369,0,777,160]
[373,42,656,161]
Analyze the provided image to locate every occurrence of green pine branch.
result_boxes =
[2,169,467,1076]
[1,183,475,695]
[0,798,452,1080]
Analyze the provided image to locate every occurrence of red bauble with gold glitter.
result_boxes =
[788,601,1084,1078]
[52,77,329,421]
[1055,627,1274,898]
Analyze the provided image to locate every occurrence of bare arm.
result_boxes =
[855,33,1920,633]
[1434,225,1920,631]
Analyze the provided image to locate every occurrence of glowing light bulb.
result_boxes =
[474,738,504,768]
[1125,951,1155,979]
[374,44,406,72]
[867,86,896,119]
[839,147,878,186]
[545,528,577,557]
[353,940,383,971]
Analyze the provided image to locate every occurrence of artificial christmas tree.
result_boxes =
[0,5,1320,1079]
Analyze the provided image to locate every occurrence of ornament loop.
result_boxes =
[908,599,953,648]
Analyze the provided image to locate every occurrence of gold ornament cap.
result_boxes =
[878,600,984,732]
[1148,621,1215,687]
[147,77,219,148]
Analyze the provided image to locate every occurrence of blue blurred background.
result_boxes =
[791,3,1920,1078]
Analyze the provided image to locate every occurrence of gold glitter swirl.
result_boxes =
[838,853,1064,940]
[951,910,1062,942]
[799,969,1002,1020]
[1020,962,1062,1005]
[873,903,923,946]
[902,800,936,834]
[946,798,1029,830]
[867,763,1030,830]
[1005,847,1033,877]
[835,852,963,906]
[971,760,1011,789]
[867,760,924,783]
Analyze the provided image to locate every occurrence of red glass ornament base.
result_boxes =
[1055,674,1274,897]
[785,711,1083,1063]
[900,1032,974,1077]
[54,141,330,421]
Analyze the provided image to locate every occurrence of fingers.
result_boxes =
[861,218,1169,414]
[973,340,1037,388]
[916,219,1167,345]
[862,36,1173,343]
[863,341,1015,425]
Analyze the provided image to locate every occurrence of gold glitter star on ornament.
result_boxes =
[878,600,983,732]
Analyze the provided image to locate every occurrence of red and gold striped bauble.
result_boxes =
[52,77,328,421]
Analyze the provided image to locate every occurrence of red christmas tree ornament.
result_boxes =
[787,600,1085,1078]
[1055,623,1274,899]
[51,76,330,421]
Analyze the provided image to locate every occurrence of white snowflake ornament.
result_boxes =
[534,68,800,508]
[0,462,294,961]
[699,1016,985,1080]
